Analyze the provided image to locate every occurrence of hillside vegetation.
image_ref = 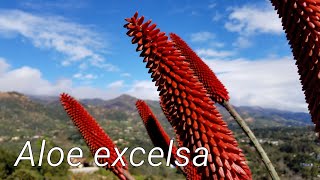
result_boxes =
[0,92,317,179]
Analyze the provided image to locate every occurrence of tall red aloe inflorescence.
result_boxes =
[170,33,229,103]
[170,32,279,179]
[270,0,320,131]
[60,93,129,180]
[135,100,177,166]
[124,12,251,179]
[136,100,202,180]
[159,97,202,180]
[136,100,202,179]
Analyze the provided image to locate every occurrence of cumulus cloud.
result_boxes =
[120,56,308,112]
[107,80,124,89]
[120,73,131,77]
[122,55,307,112]
[190,32,215,42]
[0,60,70,95]
[21,0,87,10]
[0,9,117,71]
[73,73,97,80]
[0,58,157,101]
[0,57,308,112]
[225,4,282,35]
[196,48,234,58]
[0,58,122,99]
[0,58,156,101]
[0,57,10,74]
[126,80,158,100]
[224,3,282,48]
[233,36,252,49]
[212,12,223,22]
[69,86,121,100]
[203,56,307,112]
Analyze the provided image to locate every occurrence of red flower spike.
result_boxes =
[159,97,202,180]
[136,100,201,180]
[124,12,251,179]
[270,0,320,132]
[60,93,128,180]
[170,33,230,103]
[135,100,177,165]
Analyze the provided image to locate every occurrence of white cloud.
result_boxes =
[0,9,117,71]
[121,56,308,112]
[0,58,122,99]
[203,56,307,112]
[209,42,225,48]
[225,4,282,35]
[126,80,158,100]
[120,73,131,77]
[224,3,283,49]
[0,57,308,112]
[0,58,10,74]
[107,80,124,89]
[190,32,215,42]
[212,12,223,22]
[91,61,119,72]
[73,73,97,80]
[0,64,70,95]
[0,58,155,101]
[21,0,87,10]
[196,48,234,58]
[233,36,252,48]
[78,63,88,70]
[69,86,120,100]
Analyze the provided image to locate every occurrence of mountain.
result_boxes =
[82,94,139,112]
[0,92,68,136]
[27,92,312,126]
[0,91,316,179]
[0,91,311,155]
[235,106,311,126]
[0,91,312,145]
[27,92,312,128]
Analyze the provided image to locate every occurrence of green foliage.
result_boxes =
[0,148,16,179]
[0,139,69,179]
[235,126,320,179]
[7,169,42,180]
[0,93,317,179]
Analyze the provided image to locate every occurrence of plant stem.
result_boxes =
[222,100,280,180]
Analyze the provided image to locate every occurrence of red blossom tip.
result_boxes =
[135,100,177,165]
[169,33,230,103]
[136,100,202,179]
[124,13,252,179]
[60,93,128,180]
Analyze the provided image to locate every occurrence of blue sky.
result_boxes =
[0,0,308,112]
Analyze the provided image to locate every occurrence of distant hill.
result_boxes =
[0,91,316,179]
[82,94,139,112]
[0,91,312,144]
[234,106,311,127]
[28,92,312,128]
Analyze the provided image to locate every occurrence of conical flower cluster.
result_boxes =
[136,100,202,179]
[170,33,229,103]
[271,0,320,131]
[124,12,251,179]
[60,93,128,180]
[135,100,177,166]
